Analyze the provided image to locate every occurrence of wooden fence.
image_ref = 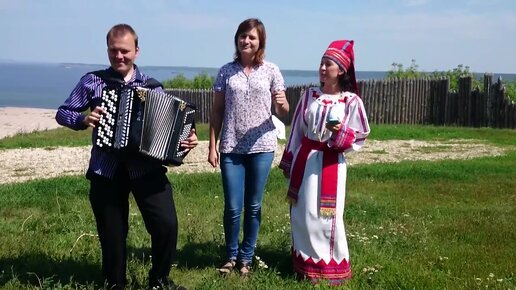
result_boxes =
[425,75,515,128]
[165,75,515,129]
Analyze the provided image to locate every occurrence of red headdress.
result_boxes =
[322,40,358,93]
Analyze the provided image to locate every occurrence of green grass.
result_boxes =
[0,127,92,149]
[0,124,211,149]
[0,126,515,289]
[367,124,516,146]
[1,123,515,149]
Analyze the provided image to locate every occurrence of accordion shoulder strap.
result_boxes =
[89,70,124,85]
[88,70,163,90]
[144,78,163,89]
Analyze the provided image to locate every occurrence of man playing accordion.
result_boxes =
[56,23,196,290]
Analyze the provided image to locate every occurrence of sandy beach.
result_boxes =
[0,107,62,139]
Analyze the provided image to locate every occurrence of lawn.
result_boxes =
[0,125,515,289]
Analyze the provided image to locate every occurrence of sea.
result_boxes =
[1,62,515,110]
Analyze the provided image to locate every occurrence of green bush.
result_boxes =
[162,73,214,89]
[386,60,481,91]
[386,59,424,79]
[505,81,516,102]
[430,64,481,91]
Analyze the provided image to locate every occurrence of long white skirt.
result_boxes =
[290,150,352,283]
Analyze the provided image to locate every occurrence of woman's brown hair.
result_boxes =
[233,18,266,65]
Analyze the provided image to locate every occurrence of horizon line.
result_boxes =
[1,60,516,75]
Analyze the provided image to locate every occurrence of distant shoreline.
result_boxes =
[1,62,515,110]
[2,60,516,75]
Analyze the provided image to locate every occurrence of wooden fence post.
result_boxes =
[457,76,472,126]
[484,74,492,127]
[488,77,502,128]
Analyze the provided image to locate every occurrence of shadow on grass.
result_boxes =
[130,241,293,276]
[176,241,293,277]
[127,242,223,269]
[0,244,294,288]
[127,241,223,269]
[177,241,222,269]
[0,252,102,288]
[255,245,293,278]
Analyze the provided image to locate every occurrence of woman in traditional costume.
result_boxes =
[279,40,370,285]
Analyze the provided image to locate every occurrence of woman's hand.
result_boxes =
[208,147,220,168]
[273,91,289,116]
[325,122,342,133]
[273,91,287,106]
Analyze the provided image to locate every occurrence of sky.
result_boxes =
[1,0,515,73]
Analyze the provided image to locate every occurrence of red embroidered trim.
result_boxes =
[292,250,352,282]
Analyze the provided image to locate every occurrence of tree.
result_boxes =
[162,73,214,89]
[386,59,423,79]
[386,60,481,91]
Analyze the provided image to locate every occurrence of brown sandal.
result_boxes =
[238,261,252,277]
[218,259,236,275]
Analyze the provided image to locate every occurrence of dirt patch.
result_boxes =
[0,139,506,184]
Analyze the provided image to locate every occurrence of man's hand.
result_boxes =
[181,128,198,151]
[82,106,105,128]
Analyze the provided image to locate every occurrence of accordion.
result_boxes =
[95,86,196,166]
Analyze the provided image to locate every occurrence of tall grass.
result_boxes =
[0,126,515,289]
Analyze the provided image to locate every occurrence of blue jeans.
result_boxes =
[220,152,274,263]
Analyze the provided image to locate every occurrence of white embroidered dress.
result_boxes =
[280,87,370,283]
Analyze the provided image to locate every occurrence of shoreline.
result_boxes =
[0,106,61,139]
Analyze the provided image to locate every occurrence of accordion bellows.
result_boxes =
[95,87,196,166]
